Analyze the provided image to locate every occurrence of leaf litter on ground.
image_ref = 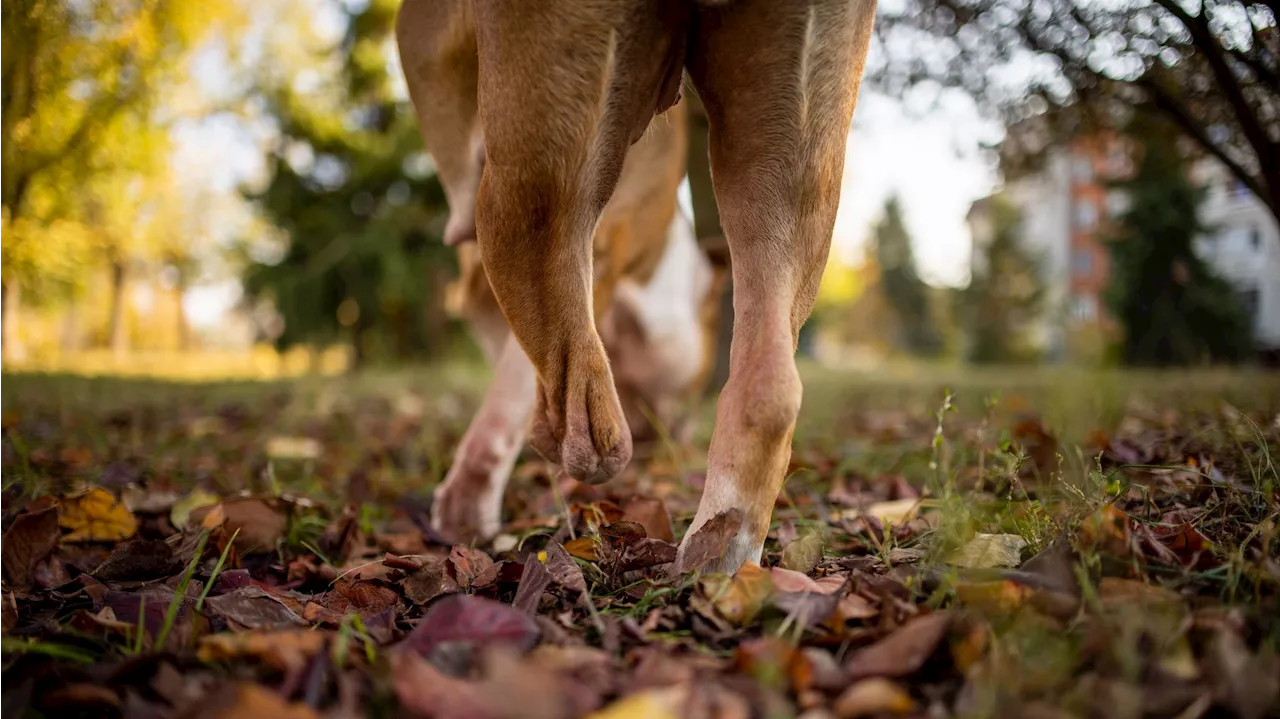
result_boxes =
[2,375,1278,717]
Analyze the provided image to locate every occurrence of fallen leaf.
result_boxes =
[192,498,286,552]
[700,561,772,626]
[170,483,222,529]
[950,533,1028,569]
[449,544,496,590]
[675,509,743,574]
[845,612,951,679]
[829,591,879,625]
[845,498,923,525]
[770,567,825,594]
[1204,627,1280,719]
[401,594,540,670]
[188,682,318,719]
[564,537,600,561]
[205,586,308,630]
[59,488,138,542]
[953,580,1033,614]
[586,686,688,719]
[265,436,323,460]
[393,646,580,719]
[197,630,327,672]
[833,678,917,718]
[306,580,400,623]
[2,507,60,590]
[92,538,177,581]
[513,556,553,614]
[404,559,461,605]
[1097,577,1184,611]
[615,538,678,572]
[734,637,814,693]
[544,542,588,594]
[622,497,675,543]
[780,532,824,574]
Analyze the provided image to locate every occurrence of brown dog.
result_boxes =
[398,0,877,573]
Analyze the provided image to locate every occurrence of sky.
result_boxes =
[174,13,1002,328]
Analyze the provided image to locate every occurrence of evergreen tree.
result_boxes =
[874,196,941,356]
[243,0,454,367]
[1106,118,1253,366]
[963,196,1045,363]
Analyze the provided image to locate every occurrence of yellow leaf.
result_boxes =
[59,488,137,542]
[586,686,688,719]
[702,561,773,626]
[833,678,917,717]
[170,488,220,530]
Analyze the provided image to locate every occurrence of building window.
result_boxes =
[1074,199,1098,230]
[1072,248,1093,276]
[1072,294,1099,323]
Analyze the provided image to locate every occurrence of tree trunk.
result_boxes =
[107,261,129,358]
[2,282,24,363]
[685,94,733,396]
[61,304,82,353]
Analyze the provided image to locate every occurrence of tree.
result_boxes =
[242,0,455,367]
[874,0,1280,226]
[2,0,239,359]
[963,196,1045,363]
[1106,117,1253,366]
[874,196,943,356]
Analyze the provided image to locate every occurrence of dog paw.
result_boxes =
[430,466,503,545]
[529,344,632,484]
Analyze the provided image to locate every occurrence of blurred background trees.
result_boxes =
[2,0,1276,375]
[962,197,1045,364]
[240,0,455,368]
[873,0,1279,226]
[1106,117,1255,365]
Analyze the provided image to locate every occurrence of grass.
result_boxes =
[3,360,1279,715]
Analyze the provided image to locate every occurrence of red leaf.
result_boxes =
[402,594,540,662]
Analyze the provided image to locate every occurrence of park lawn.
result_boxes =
[2,363,1278,718]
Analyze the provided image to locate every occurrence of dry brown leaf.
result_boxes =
[700,561,773,626]
[622,497,675,543]
[59,488,138,543]
[586,686,688,719]
[197,630,327,672]
[675,509,743,574]
[564,537,600,561]
[845,612,951,679]
[833,678,917,718]
[189,682,319,719]
[954,580,1034,614]
[780,532,824,574]
[192,498,286,551]
[950,533,1028,569]
[2,507,60,590]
